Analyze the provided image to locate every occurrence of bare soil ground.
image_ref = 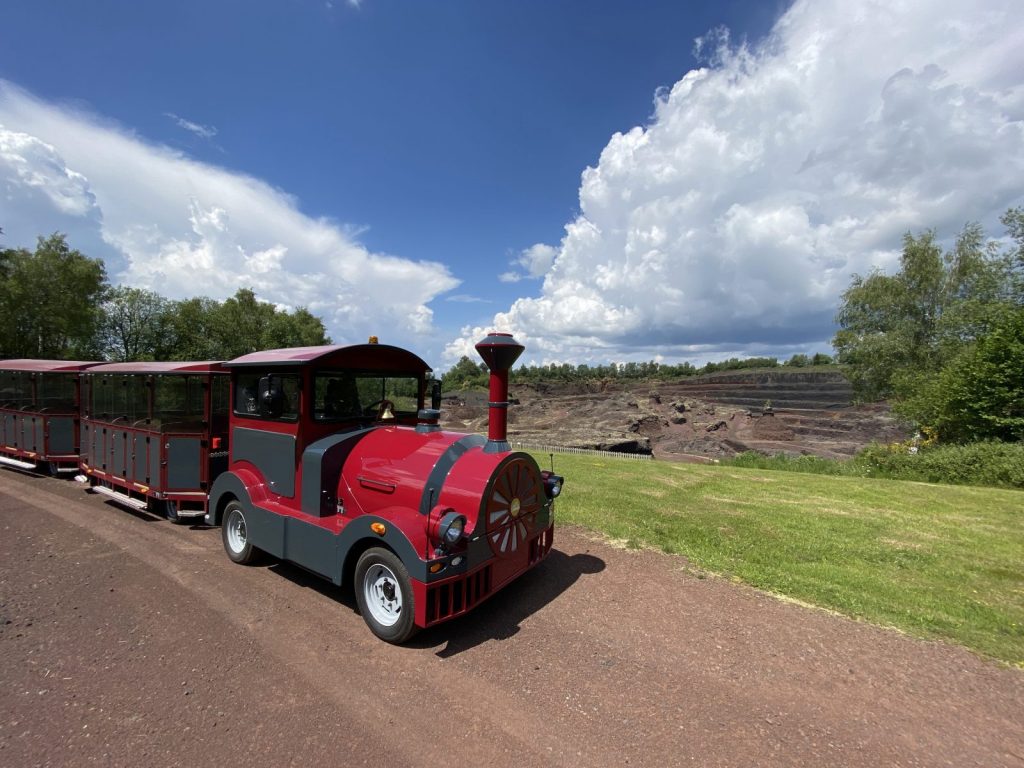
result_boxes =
[1,469,1022,767]
[444,370,908,460]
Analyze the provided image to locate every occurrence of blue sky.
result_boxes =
[2,0,1022,368]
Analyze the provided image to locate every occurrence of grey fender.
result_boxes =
[336,515,428,586]
[206,471,254,526]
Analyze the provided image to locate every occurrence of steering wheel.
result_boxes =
[363,398,396,420]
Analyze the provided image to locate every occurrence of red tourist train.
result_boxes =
[0,334,562,642]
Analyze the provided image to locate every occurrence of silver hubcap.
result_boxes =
[363,563,402,627]
[226,510,247,553]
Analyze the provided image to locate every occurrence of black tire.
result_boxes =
[354,547,418,644]
[221,501,259,564]
[165,499,187,524]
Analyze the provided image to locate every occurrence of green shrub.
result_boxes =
[856,441,1024,489]
[725,442,1024,490]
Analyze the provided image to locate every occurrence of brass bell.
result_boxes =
[381,403,395,420]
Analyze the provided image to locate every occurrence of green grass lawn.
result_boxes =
[535,452,1024,665]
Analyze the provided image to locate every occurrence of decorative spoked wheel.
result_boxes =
[354,547,417,643]
[485,457,542,557]
[222,500,258,564]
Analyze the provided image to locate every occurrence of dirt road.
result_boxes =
[1,470,1021,767]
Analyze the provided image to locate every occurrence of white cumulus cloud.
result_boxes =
[499,242,558,283]
[448,0,1024,365]
[0,81,459,349]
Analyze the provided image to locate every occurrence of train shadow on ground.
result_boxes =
[265,558,361,612]
[414,549,606,657]
[262,548,605,657]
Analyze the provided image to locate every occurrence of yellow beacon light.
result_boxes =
[368,335,379,344]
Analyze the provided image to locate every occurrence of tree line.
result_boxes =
[442,351,835,391]
[0,233,329,361]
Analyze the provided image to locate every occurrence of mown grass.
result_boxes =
[534,452,1024,664]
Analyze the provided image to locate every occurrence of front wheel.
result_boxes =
[354,548,417,644]
[222,501,259,564]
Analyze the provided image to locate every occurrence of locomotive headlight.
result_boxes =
[438,511,467,546]
[541,471,565,499]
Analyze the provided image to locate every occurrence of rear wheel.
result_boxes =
[222,501,258,564]
[165,499,186,524]
[354,548,417,644]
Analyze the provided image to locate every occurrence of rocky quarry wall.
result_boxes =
[442,369,908,461]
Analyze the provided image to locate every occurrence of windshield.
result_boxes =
[314,372,421,421]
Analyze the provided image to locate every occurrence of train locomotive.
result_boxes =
[1,333,562,643]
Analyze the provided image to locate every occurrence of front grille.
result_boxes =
[528,527,553,564]
[426,564,493,625]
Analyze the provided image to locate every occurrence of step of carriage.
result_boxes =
[0,455,38,470]
[89,483,149,511]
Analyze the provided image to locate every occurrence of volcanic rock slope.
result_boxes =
[442,369,908,461]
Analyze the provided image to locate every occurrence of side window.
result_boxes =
[0,371,31,408]
[234,372,261,416]
[233,372,299,421]
[36,374,77,410]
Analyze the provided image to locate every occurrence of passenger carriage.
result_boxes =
[79,361,230,522]
[0,360,98,474]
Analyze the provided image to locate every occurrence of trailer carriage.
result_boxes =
[79,361,230,521]
[0,359,97,474]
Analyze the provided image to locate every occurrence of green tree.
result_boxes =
[167,296,223,360]
[0,233,107,359]
[834,213,1022,443]
[162,288,329,361]
[899,306,1024,442]
[833,223,1003,401]
[100,286,176,361]
[442,355,488,390]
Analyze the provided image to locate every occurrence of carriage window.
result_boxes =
[36,374,78,410]
[314,371,421,421]
[155,375,204,426]
[90,376,111,418]
[0,371,32,408]
[211,375,230,432]
[126,376,150,422]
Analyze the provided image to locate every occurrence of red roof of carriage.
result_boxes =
[0,359,101,372]
[226,344,431,371]
[84,361,227,374]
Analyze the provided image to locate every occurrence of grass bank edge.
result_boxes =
[533,451,1024,665]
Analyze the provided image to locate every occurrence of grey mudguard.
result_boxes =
[209,470,425,585]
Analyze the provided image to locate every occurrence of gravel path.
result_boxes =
[1,469,1021,767]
